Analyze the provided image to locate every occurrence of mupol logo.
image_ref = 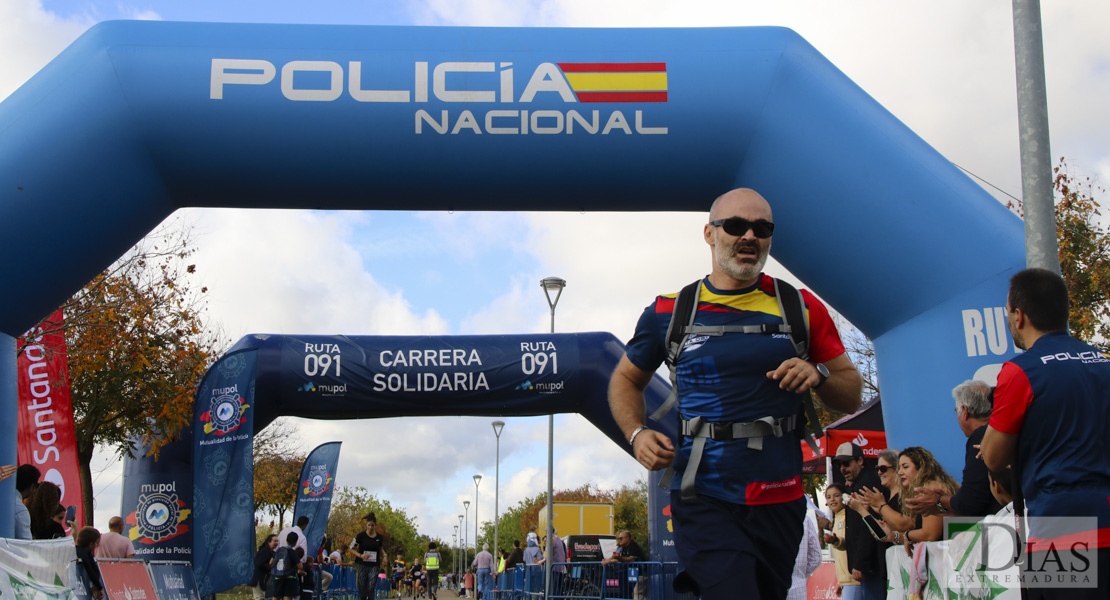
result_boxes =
[297,381,347,395]
[200,393,249,436]
[128,483,191,544]
[517,380,564,394]
[303,464,333,498]
[211,59,669,136]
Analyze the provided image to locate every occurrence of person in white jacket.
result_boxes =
[787,506,823,600]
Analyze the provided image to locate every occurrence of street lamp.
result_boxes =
[457,514,464,576]
[473,474,482,555]
[453,526,459,581]
[540,276,566,599]
[463,501,470,566]
[492,420,505,555]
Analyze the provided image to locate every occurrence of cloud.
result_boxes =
[0,0,90,100]
[184,209,449,341]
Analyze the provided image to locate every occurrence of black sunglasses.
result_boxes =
[876,465,893,474]
[709,217,775,239]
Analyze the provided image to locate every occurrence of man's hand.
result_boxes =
[851,569,862,582]
[632,430,675,471]
[766,357,821,393]
[904,487,941,516]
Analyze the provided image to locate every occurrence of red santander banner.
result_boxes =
[17,309,85,533]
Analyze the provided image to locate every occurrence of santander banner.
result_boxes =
[17,309,85,532]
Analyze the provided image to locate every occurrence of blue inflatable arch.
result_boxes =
[1,21,1026,538]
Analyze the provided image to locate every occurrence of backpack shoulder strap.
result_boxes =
[648,279,702,423]
[772,277,824,451]
[772,278,810,361]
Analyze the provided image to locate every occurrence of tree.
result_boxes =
[481,482,650,554]
[1005,158,1110,347]
[19,223,223,522]
[253,418,306,528]
[254,454,304,529]
[326,487,421,564]
[611,480,649,549]
[1051,159,1110,348]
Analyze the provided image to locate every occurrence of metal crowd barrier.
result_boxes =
[485,562,691,600]
[313,563,364,600]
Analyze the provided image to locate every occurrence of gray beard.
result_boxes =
[715,240,768,282]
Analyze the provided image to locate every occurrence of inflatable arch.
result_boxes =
[183,332,671,591]
[0,22,1026,540]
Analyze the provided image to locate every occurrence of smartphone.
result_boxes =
[862,514,886,541]
[65,505,76,523]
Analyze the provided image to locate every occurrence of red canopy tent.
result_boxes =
[802,397,886,474]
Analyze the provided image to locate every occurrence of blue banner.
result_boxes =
[293,441,342,559]
[192,350,257,595]
[122,428,194,561]
[148,562,202,600]
[647,470,677,564]
[276,334,580,413]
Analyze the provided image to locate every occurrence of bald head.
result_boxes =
[109,516,124,532]
[708,188,772,223]
[705,188,774,288]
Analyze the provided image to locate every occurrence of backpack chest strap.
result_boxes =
[684,323,793,336]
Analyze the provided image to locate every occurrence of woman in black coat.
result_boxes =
[252,534,279,600]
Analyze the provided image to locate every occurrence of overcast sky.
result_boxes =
[3,0,1109,545]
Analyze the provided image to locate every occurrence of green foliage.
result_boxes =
[26,222,224,523]
[480,481,650,555]
[1051,159,1110,348]
[1007,158,1110,348]
[326,487,421,565]
[611,479,649,548]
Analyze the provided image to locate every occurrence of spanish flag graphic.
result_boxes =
[557,62,668,102]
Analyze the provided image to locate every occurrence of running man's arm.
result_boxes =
[608,355,674,471]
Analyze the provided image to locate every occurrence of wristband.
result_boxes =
[628,426,650,446]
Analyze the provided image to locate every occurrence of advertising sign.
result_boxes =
[122,428,194,560]
[148,562,202,600]
[100,562,158,600]
[16,309,84,533]
[192,350,257,595]
[281,334,580,413]
[292,441,342,558]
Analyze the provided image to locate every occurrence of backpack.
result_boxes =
[649,277,824,499]
[273,546,295,578]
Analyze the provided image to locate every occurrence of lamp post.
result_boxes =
[453,526,459,581]
[492,420,505,554]
[540,276,566,599]
[463,501,470,567]
[473,474,482,554]
[457,514,464,577]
